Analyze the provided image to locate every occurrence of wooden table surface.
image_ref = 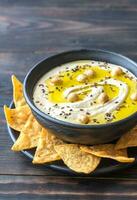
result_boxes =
[1,0,137,199]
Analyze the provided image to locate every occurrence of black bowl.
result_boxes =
[24,49,137,145]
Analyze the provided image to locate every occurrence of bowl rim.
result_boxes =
[23,48,137,129]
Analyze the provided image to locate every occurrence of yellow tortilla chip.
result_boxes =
[54,144,101,174]
[33,129,63,164]
[12,75,26,107]
[11,114,42,151]
[115,126,137,150]
[81,144,135,163]
[4,105,31,132]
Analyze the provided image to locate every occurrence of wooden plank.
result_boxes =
[0,1,137,53]
[1,175,137,200]
[0,0,137,8]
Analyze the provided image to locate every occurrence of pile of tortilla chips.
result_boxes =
[4,76,137,174]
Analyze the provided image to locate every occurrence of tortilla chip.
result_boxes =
[11,114,42,151]
[54,144,101,174]
[33,129,63,164]
[115,126,137,150]
[4,105,31,132]
[12,75,26,107]
[81,144,135,163]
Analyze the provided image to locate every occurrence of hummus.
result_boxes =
[33,60,137,125]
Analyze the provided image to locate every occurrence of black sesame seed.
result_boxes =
[39,84,44,87]
[49,91,54,94]
[86,112,90,115]
[41,89,46,93]
[105,113,111,117]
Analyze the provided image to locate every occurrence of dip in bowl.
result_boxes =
[24,49,137,145]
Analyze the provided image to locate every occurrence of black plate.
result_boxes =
[7,101,137,176]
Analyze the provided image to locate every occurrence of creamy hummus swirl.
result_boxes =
[33,60,137,124]
[43,79,128,120]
